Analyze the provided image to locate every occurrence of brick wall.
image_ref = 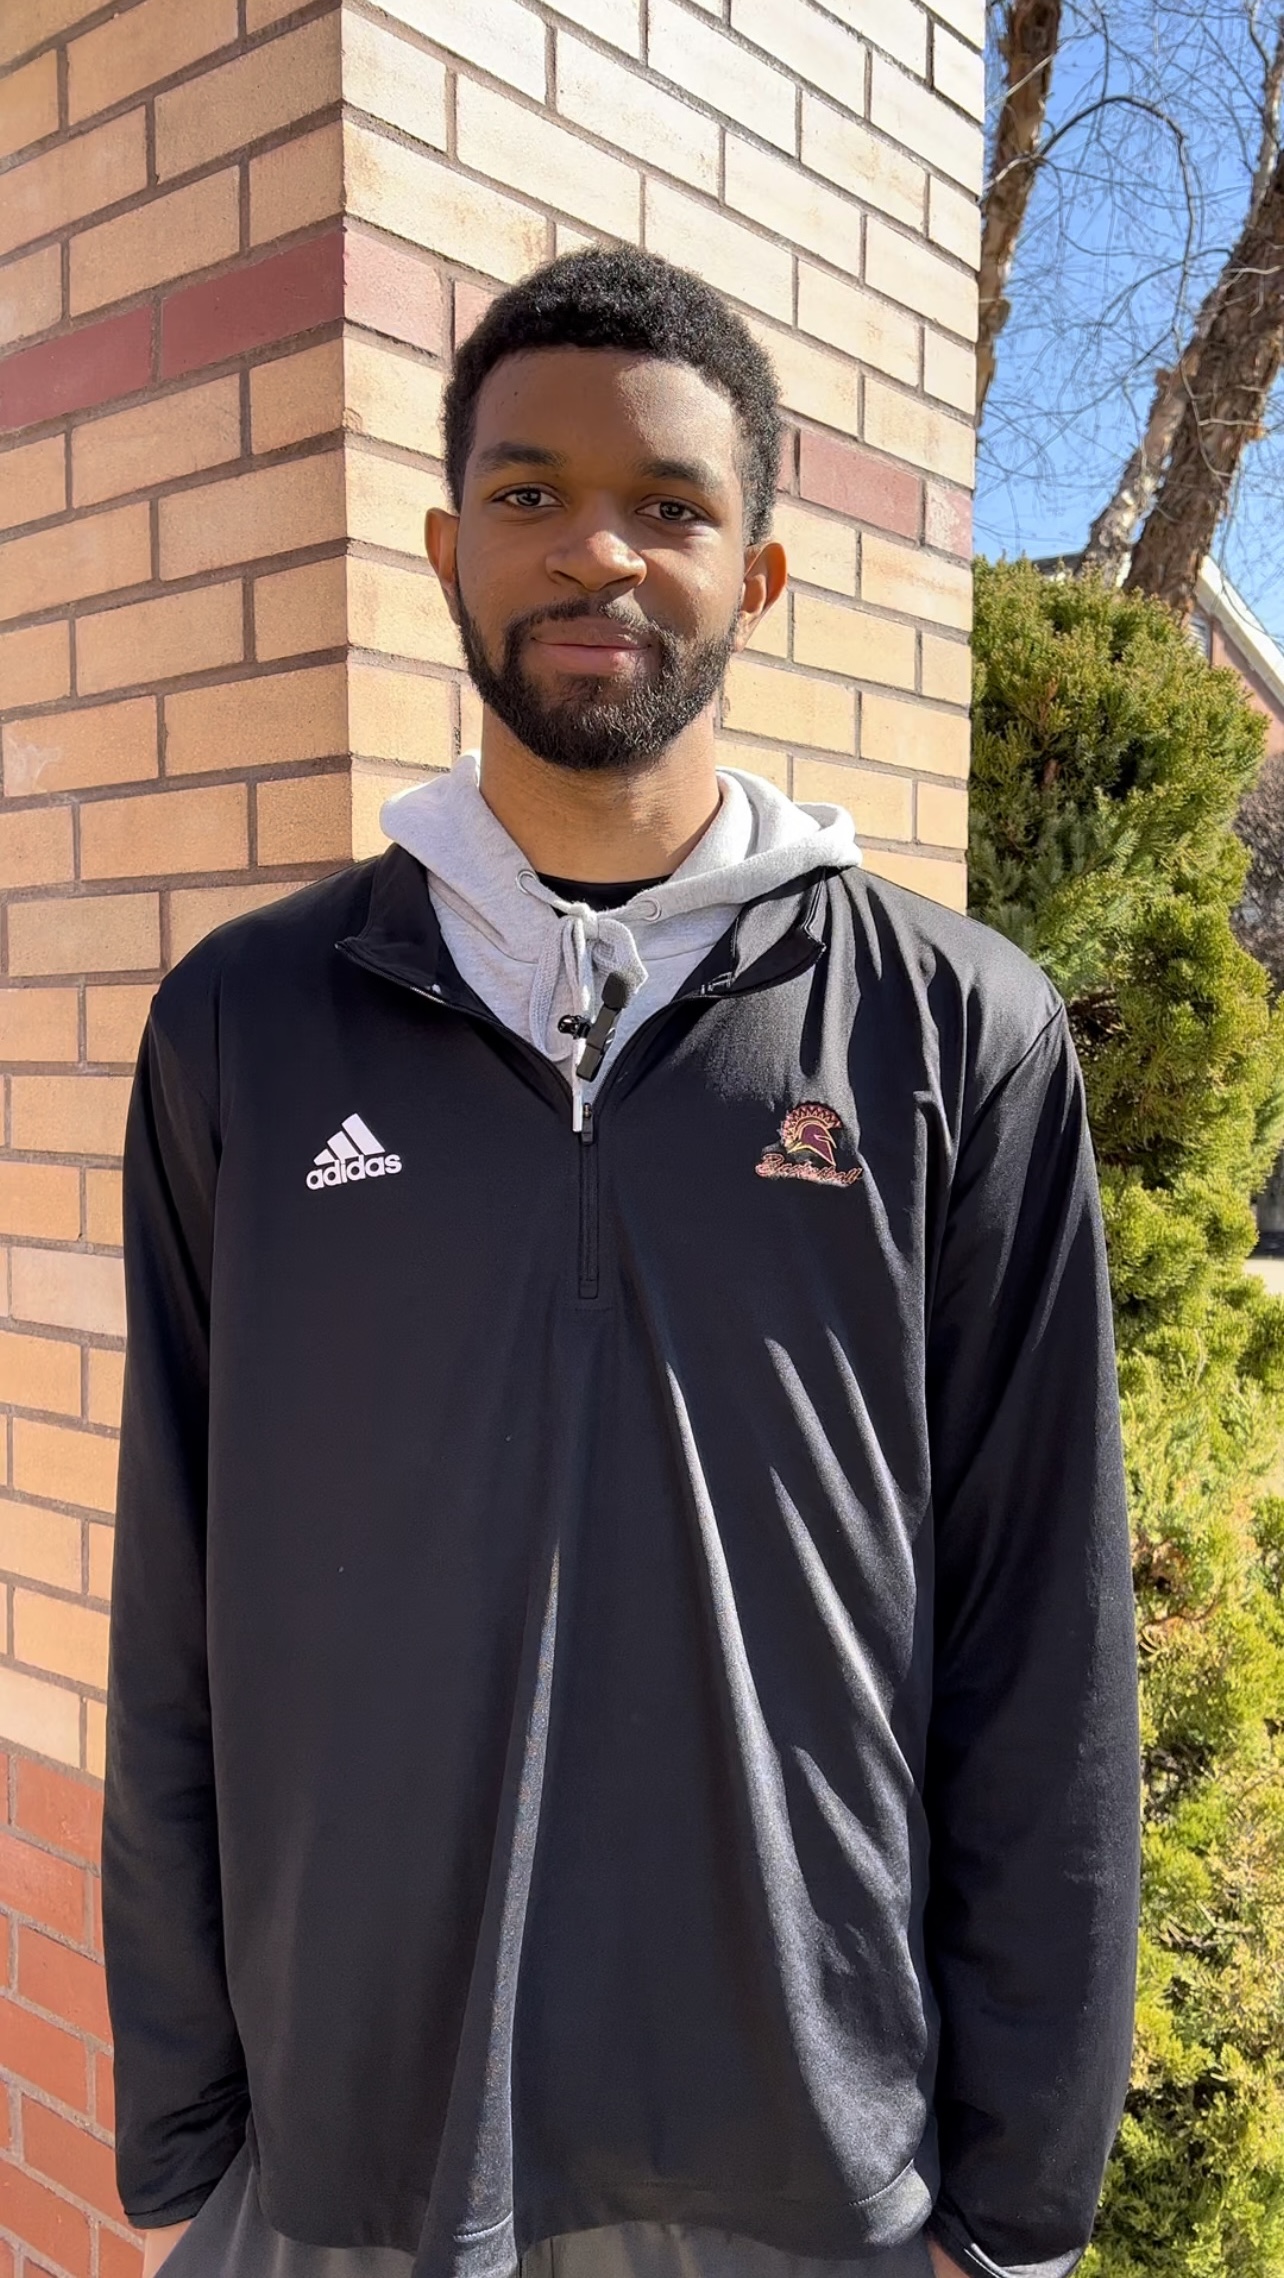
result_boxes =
[0,0,983,2271]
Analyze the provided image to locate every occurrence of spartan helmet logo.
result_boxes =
[755,1101,862,1187]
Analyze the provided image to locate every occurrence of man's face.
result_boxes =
[428,348,779,774]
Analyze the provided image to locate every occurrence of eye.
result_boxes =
[641,499,703,524]
[495,485,558,509]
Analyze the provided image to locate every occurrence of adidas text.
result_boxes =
[307,1113,402,1192]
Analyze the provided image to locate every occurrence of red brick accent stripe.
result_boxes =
[0,309,152,439]
[798,430,921,540]
[344,228,444,356]
[160,228,344,380]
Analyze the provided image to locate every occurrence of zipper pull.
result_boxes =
[579,1100,595,1145]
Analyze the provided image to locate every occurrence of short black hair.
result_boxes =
[442,246,782,542]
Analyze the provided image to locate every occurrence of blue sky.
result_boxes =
[973,1,1284,649]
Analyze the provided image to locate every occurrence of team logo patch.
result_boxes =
[307,1113,401,1191]
[755,1101,862,1187]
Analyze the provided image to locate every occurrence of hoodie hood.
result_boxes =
[380,750,861,1128]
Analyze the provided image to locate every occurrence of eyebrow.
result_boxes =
[472,443,724,492]
[473,442,567,473]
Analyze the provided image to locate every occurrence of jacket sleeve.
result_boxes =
[923,1002,1140,2278]
[103,1009,250,2226]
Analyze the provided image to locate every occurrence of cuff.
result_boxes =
[927,2206,1086,2278]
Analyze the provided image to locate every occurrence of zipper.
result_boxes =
[577,1100,598,1301]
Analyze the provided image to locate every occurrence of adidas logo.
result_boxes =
[306,1113,402,1191]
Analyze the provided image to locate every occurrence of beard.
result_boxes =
[455,587,739,774]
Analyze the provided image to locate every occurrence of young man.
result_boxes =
[103,249,1140,2278]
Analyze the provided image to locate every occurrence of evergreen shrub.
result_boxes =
[968,559,1284,2278]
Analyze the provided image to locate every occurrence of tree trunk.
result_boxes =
[976,0,1063,420]
[1125,147,1284,620]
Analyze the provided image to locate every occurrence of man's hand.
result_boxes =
[139,2218,192,2277]
[927,2235,970,2278]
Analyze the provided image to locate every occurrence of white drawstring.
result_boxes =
[516,869,652,1127]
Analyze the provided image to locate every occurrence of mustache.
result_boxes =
[505,598,670,647]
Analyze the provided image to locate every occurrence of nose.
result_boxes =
[545,501,646,596]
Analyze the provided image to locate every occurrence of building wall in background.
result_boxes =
[0,1,982,2270]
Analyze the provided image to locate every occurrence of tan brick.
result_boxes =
[861,688,969,775]
[0,620,69,708]
[810,0,926,71]
[865,217,977,341]
[2,697,157,798]
[0,502,151,625]
[346,336,444,457]
[801,94,925,229]
[0,244,62,350]
[85,1694,106,1775]
[87,1348,123,1431]
[0,1332,82,1419]
[68,0,239,125]
[249,120,344,248]
[863,378,974,485]
[747,318,860,436]
[0,110,148,264]
[14,1416,116,1512]
[648,0,795,150]
[860,842,965,909]
[0,1166,80,1243]
[73,376,242,509]
[76,579,244,696]
[253,558,347,662]
[249,341,343,456]
[85,984,153,1065]
[246,0,313,25]
[723,657,854,752]
[159,452,345,581]
[746,601,788,658]
[459,682,483,752]
[155,13,339,179]
[345,447,445,558]
[933,22,985,119]
[869,55,982,190]
[345,119,545,284]
[11,1248,124,1338]
[771,501,857,595]
[14,1588,110,1686]
[352,756,436,856]
[549,0,640,50]
[645,184,792,323]
[793,755,912,838]
[923,328,974,412]
[349,659,453,761]
[1,0,101,69]
[87,1521,114,1599]
[712,733,789,793]
[0,52,59,165]
[0,435,66,531]
[917,775,968,847]
[457,80,639,239]
[0,1498,82,1592]
[255,769,350,864]
[927,172,980,267]
[0,1666,79,1767]
[342,12,447,151]
[71,166,240,314]
[796,265,918,386]
[83,1169,121,1248]
[376,0,546,98]
[0,989,79,1064]
[556,34,718,193]
[793,593,917,686]
[167,880,298,962]
[165,663,346,773]
[348,558,459,668]
[7,891,160,977]
[929,0,985,44]
[80,784,248,881]
[920,630,971,703]
[0,806,74,886]
[10,1073,131,1155]
[730,0,864,101]
[725,139,860,279]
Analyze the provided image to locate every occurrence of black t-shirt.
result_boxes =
[536,872,668,910]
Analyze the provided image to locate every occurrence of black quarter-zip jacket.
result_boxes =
[103,846,1140,2278]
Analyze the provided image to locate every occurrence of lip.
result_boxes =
[531,624,651,674]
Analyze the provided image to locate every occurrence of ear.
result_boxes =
[426,506,461,625]
[735,538,788,650]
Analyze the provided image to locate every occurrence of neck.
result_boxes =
[475,707,722,880]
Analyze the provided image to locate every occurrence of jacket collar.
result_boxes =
[337,842,832,1011]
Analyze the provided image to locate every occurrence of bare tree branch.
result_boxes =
[977,0,1064,421]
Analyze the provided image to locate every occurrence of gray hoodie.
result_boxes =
[380,752,862,1129]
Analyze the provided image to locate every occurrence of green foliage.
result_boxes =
[969,560,1284,2278]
